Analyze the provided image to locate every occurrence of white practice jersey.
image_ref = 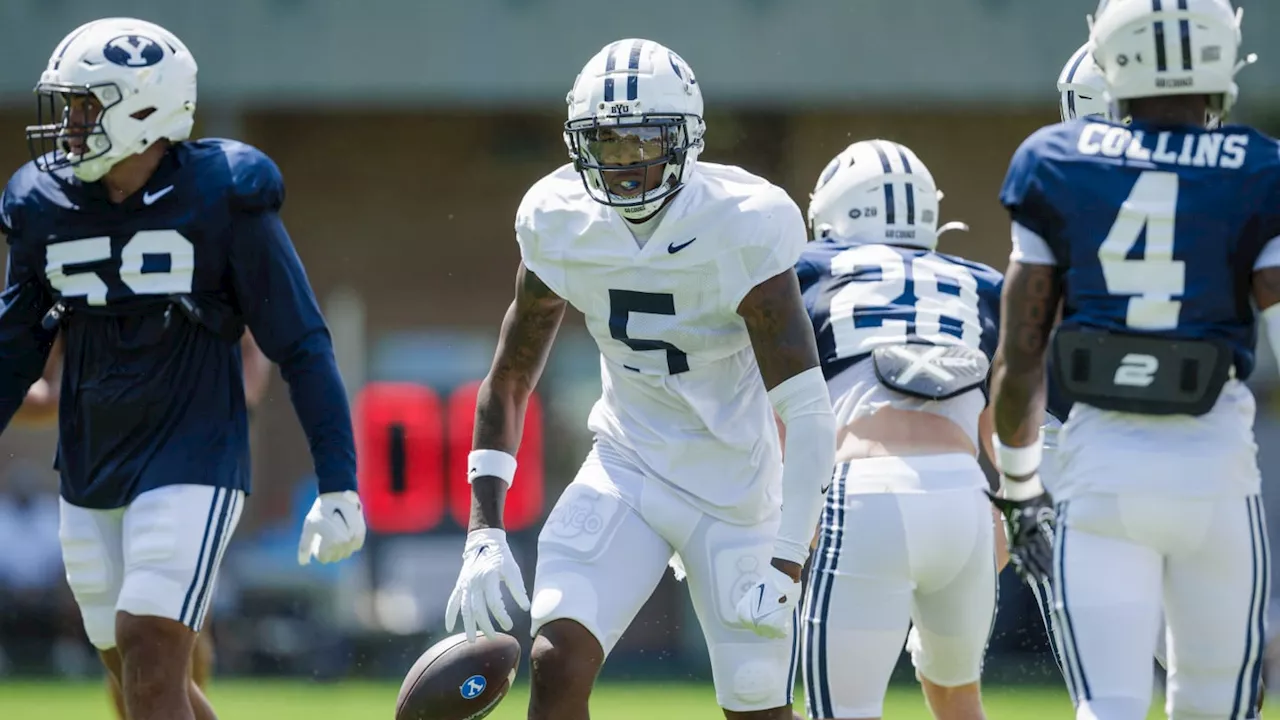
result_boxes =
[516,162,807,525]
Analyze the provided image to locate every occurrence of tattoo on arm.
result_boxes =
[991,261,1060,453]
[1253,267,1280,312]
[737,269,821,390]
[469,263,566,531]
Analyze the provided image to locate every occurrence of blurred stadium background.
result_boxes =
[1,1,1280,718]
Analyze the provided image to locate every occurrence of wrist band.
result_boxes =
[467,449,517,487]
[992,428,1044,478]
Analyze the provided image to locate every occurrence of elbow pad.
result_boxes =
[769,367,837,565]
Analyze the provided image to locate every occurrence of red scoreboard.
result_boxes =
[354,382,545,534]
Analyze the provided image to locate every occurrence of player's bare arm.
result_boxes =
[739,269,821,391]
[12,333,62,426]
[469,262,566,532]
[991,261,1060,456]
[738,268,835,582]
[988,260,1059,584]
[1253,266,1280,312]
[239,330,271,409]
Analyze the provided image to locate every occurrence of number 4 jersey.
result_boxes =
[0,139,355,509]
[515,162,806,525]
[1000,118,1280,498]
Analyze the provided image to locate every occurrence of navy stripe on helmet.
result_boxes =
[1177,0,1192,72]
[873,142,896,225]
[894,144,916,224]
[894,144,914,174]
[1063,47,1089,119]
[603,42,620,103]
[52,23,98,71]
[626,40,643,102]
[1154,22,1169,72]
[1179,19,1192,70]
[1152,0,1169,72]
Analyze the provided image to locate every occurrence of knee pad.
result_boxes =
[709,642,794,713]
[531,483,643,655]
[118,487,242,633]
[529,572,610,653]
[60,509,123,650]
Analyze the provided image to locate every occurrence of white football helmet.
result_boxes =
[1059,43,1112,121]
[1087,0,1256,124]
[564,39,706,220]
[26,17,197,182]
[807,140,964,251]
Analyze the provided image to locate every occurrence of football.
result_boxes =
[395,632,522,720]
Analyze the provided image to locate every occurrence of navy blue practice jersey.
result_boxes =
[0,139,355,508]
[797,239,1004,381]
[1001,119,1280,380]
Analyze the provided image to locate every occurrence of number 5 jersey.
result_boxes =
[515,161,807,526]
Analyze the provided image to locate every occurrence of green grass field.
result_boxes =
[0,679,1183,719]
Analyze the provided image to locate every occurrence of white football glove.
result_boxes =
[297,490,367,565]
[445,528,531,643]
[733,564,801,639]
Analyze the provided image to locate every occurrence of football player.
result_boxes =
[11,329,270,720]
[0,18,367,720]
[445,38,836,720]
[993,1,1274,717]
[798,140,1002,720]
[1045,35,1273,718]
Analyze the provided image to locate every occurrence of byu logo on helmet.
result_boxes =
[103,35,164,67]
[459,674,487,699]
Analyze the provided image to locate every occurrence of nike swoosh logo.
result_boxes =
[668,237,697,254]
[820,483,832,495]
[332,508,349,529]
[754,584,765,613]
[142,186,174,205]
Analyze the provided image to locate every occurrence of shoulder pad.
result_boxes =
[0,162,46,238]
[739,184,806,264]
[220,140,285,213]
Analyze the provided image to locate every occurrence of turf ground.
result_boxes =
[0,679,1186,719]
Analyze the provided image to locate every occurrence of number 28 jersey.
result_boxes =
[515,162,807,524]
[797,240,1003,379]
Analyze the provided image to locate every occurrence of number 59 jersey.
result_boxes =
[999,119,1280,498]
[515,162,807,525]
[796,239,1003,454]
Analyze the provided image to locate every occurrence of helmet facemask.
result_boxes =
[26,83,126,179]
[565,113,702,220]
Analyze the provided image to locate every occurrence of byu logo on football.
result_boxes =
[459,674,487,699]
[103,35,164,68]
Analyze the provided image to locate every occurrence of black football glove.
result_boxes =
[988,478,1056,585]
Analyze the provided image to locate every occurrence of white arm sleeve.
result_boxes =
[769,366,837,565]
[1010,221,1058,265]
